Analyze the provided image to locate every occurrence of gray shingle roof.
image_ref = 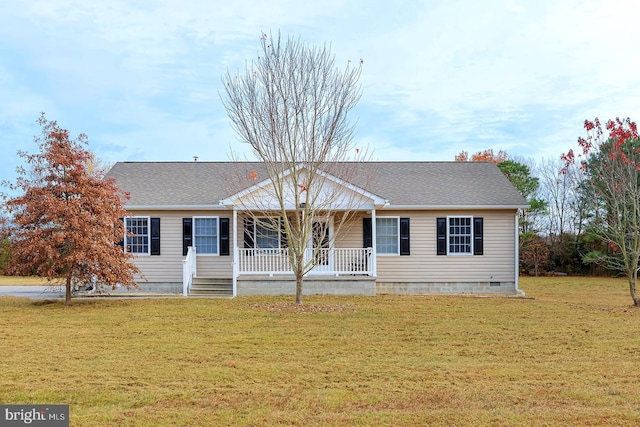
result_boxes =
[105,161,528,209]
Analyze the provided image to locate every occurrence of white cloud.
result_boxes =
[1,0,640,188]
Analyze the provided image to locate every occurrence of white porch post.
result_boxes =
[371,208,377,276]
[232,207,238,297]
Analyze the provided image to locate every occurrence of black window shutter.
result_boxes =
[182,218,192,256]
[219,218,230,256]
[150,218,161,255]
[280,217,288,248]
[436,217,447,255]
[474,217,484,255]
[400,217,410,255]
[243,217,255,249]
[363,217,372,248]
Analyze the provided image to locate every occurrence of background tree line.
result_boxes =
[456,131,639,288]
[0,140,632,281]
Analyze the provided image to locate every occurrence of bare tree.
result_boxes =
[537,157,572,237]
[221,32,367,304]
[85,151,113,179]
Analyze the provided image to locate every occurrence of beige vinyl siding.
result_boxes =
[308,210,517,284]
[333,212,362,248]
[373,210,517,283]
[127,209,516,286]
[126,210,233,283]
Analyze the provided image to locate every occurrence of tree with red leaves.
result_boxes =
[563,117,640,306]
[1,114,139,305]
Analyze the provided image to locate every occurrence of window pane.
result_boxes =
[256,218,279,249]
[125,217,149,254]
[376,217,398,254]
[194,218,218,254]
[448,217,472,254]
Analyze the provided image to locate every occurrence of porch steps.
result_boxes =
[188,278,233,298]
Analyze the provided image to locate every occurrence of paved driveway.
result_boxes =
[0,286,65,299]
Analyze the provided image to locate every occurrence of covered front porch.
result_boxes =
[182,164,388,297]
[183,242,377,297]
[226,204,382,297]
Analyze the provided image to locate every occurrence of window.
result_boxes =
[255,218,280,249]
[436,216,483,256]
[183,218,229,256]
[363,217,410,255]
[376,217,399,255]
[243,217,281,250]
[448,216,472,254]
[194,217,218,255]
[125,217,149,255]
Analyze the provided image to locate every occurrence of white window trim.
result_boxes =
[253,217,282,251]
[446,215,474,256]
[376,216,400,256]
[193,216,219,256]
[124,216,151,256]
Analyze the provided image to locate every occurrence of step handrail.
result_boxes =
[182,246,196,296]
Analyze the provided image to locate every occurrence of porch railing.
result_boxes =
[238,248,291,274]
[329,247,372,275]
[182,246,196,296]
[237,247,372,276]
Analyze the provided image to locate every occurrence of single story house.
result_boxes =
[105,161,528,297]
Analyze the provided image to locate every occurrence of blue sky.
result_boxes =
[2,0,640,188]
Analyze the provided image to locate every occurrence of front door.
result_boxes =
[309,219,333,273]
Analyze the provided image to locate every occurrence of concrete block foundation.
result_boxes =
[375,281,518,295]
[101,279,519,297]
[237,275,377,296]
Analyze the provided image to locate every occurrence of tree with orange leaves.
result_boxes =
[454,148,508,164]
[455,148,545,233]
[1,114,139,305]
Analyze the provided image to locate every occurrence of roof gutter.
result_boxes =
[382,204,530,211]
[125,203,388,211]
[124,203,529,211]
[124,205,227,211]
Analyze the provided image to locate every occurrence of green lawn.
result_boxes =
[0,276,638,426]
